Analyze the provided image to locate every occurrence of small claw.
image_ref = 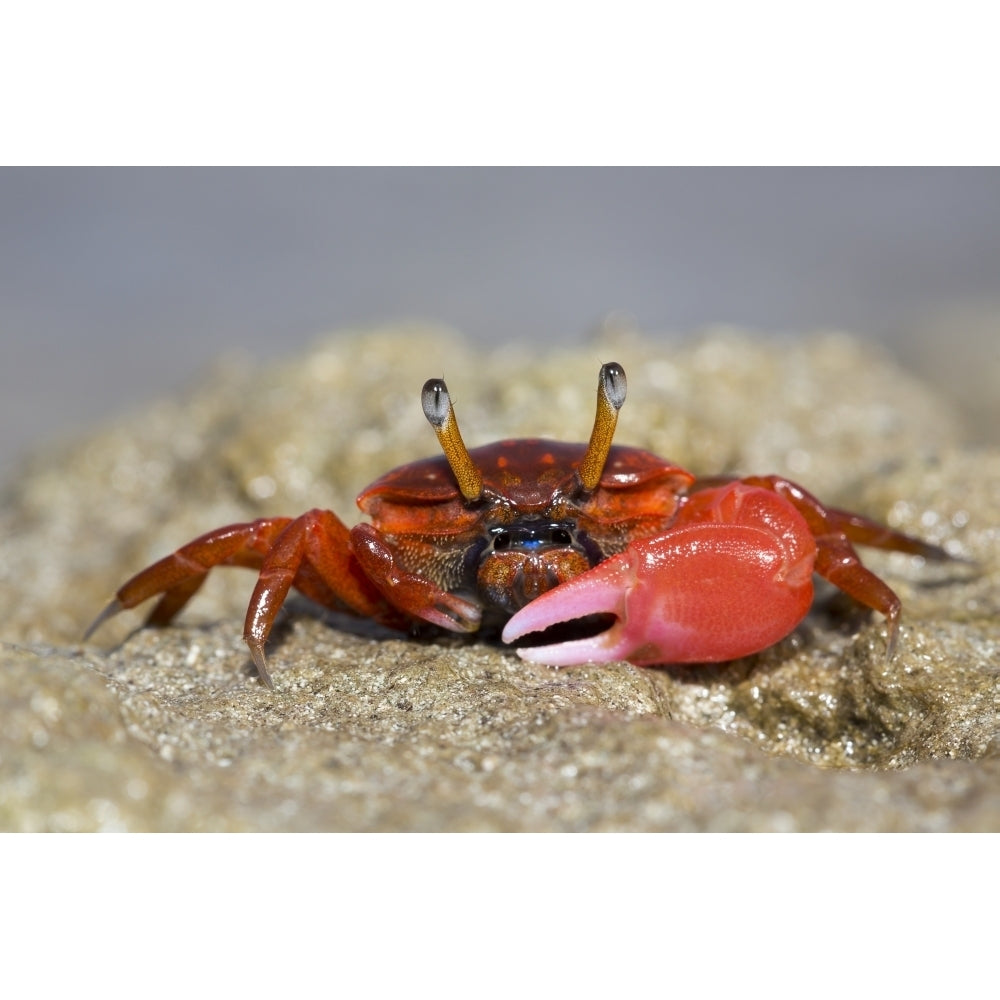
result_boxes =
[426,593,483,634]
[246,638,276,689]
[83,598,125,640]
[349,523,482,634]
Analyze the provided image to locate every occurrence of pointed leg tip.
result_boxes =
[426,594,481,634]
[884,625,899,663]
[83,598,125,640]
[247,640,275,689]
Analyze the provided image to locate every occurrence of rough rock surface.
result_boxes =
[1,325,997,831]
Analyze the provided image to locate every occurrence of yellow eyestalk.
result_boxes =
[421,378,484,503]
[576,362,626,493]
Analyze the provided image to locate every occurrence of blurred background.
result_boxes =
[2,167,998,482]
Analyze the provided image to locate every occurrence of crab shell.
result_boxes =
[358,438,693,619]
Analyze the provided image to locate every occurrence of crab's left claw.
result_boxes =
[502,511,818,667]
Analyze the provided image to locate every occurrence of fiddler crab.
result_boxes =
[87,362,948,688]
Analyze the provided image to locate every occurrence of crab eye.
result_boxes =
[494,531,511,550]
[601,362,627,410]
[421,378,450,427]
[551,527,572,545]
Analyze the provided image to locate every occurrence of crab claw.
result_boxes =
[502,522,816,667]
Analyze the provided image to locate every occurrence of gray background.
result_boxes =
[2,167,998,482]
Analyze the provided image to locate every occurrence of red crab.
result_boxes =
[87,362,947,687]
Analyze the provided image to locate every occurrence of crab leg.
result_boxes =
[243,515,479,685]
[238,510,420,686]
[87,511,398,688]
[349,524,482,633]
[85,517,296,637]
[738,475,951,562]
[738,476,950,659]
[691,475,951,562]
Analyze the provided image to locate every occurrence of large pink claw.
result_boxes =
[502,511,818,667]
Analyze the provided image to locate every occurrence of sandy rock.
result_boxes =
[1,325,997,830]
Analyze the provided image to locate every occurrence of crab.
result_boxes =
[87,362,948,688]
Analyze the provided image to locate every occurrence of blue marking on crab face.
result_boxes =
[519,537,547,550]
